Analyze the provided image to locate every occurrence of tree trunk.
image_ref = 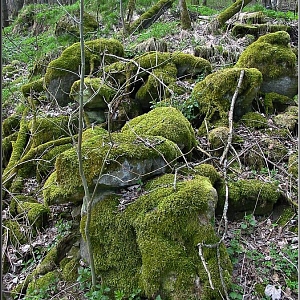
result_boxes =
[126,0,136,23]
[1,0,10,27]
[128,0,175,33]
[179,0,191,29]
[216,0,253,27]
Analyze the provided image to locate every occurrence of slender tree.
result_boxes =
[179,0,191,29]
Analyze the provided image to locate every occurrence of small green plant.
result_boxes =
[55,219,72,241]
[114,290,125,300]
[240,213,257,233]
[229,283,244,300]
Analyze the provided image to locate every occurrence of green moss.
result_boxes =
[17,201,49,229]
[135,64,177,108]
[3,109,29,184]
[62,258,80,282]
[43,171,84,206]
[128,0,176,33]
[55,131,180,191]
[208,127,229,149]
[2,132,18,167]
[103,61,127,86]
[80,195,141,295]
[70,77,116,108]
[235,31,296,79]
[29,115,71,148]
[125,174,231,298]
[121,107,197,153]
[21,77,44,98]
[44,38,124,85]
[217,179,280,218]
[2,114,21,137]
[3,220,27,246]
[274,106,298,131]
[193,164,221,186]
[26,270,60,298]
[80,174,232,298]
[82,126,108,141]
[192,67,262,134]
[171,52,212,78]
[288,152,298,178]
[240,112,268,129]
[264,92,294,114]
[55,11,98,37]
[277,207,297,226]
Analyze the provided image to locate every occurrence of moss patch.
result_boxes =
[192,67,262,134]
[217,179,280,218]
[235,31,296,79]
[240,112,268,129]
[121,106,197,153]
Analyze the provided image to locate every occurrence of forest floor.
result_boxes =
[2,5,299,300]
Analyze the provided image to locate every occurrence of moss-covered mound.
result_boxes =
[216,179,281,218]
[235,31,297,97]
[44,38,124,106]
[80,173,232,299]
[192,67,262,134]
[235,31,296,79]
[43,130,181,205]
[55,11,98,37]
[121,107,197,153]
[70,77,117,109]
[240,112,268,129]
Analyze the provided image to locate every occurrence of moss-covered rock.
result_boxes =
[16,201,49,229]
[80,174,232,299]
[192,67,262,134]
[3,219,27,246]
[2,113,21,137]
[235,31,297,98]
[21,77,44,99]
[2,132,18,168]
[62,258,80,282]
[135,64,177,109]
[29,115,71,148]
[70,77,117,109]
[193,164,221,186]
[102,61,127,86]
[274,105,298,131]
[121,107,197,153]
[44,38,124,106]
[43,131,180,204]
[208,126,230,149]
[288,152,298,178]
[263,92,295,114]
[55,11,98,38]
[216,179,280,218]
[240,112,268,129]
[171,52,212,79]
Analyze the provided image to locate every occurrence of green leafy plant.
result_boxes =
[240,214,257,232]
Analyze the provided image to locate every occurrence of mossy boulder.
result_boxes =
[135,64,177,109]
[121,107,197,153]
[235,31,297,98]
[263,92,295,114]
[43,131,180,205]
[70,77,117,109]
[21,77,44,99]
[3,219,28,246]
[192,67,262,134]
[2,113,21,137]
[80,174,232,299]
[274,105,298,131]
[62,258,80,282]
[44,38,124,106]
[55,11,98,38]
[171,52,212,79]
[216,179,281,218]
[208,126,229,149]
[28,115,71,148]
[240,112,268,129]
[16,201,49,229]
[102,61,127,86]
